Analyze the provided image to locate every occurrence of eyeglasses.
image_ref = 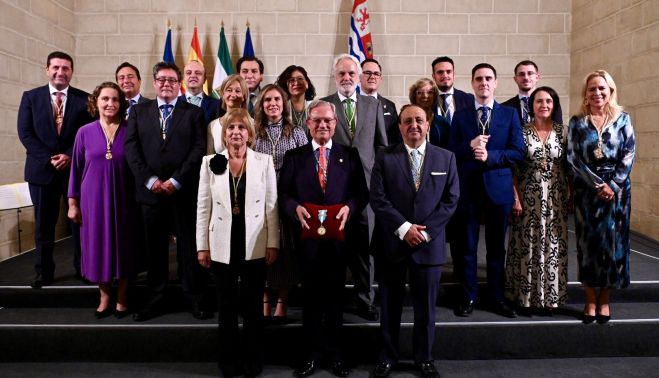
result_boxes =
[363,71,382,78]
[415,90,434,96]
[287,77,306,85]
[155,77,179,85]
[309,117,336,125]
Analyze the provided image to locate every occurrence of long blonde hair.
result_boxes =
[579,70,622,121]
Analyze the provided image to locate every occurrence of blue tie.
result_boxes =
[479,106,490,134]
[521,96,530,124]
[160,104,173,133]
[440,93,451,123]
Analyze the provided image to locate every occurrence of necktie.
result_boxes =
[160,104,173,135]
[189,96,202,107]
[479,106,490,134]
[53,92,64,135]
[440,93,451,123]
[318,146,327,192]
[344,98,356,137]
[248,93,256,114]
[521,96,530,124]
[126,99,137,119]
[410,149,421,190]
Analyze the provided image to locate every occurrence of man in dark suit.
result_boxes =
[17,51,94,288]
[447,63,525,318]
[502,60,563,126]
[360,58,400,144]
[236,56,264,115]
[279,100,368,378]
[370,105,459,378]
[321,54,388,321]
[431,56,474,126]
[179,60,220,126]
[124,61,209,321]
[115,61,150,118]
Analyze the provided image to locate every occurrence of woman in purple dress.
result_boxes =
[68,82,137,319]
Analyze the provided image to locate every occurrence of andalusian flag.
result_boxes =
[184,22,208,95]
[212,23,233,99]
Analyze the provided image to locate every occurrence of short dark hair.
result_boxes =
[471,63,497,79]
[115,62,141,81]
[431,56,454,71]
[152,61,181,81]
[87,82,128,118]
[236,56,264,74]
[398,104,427,124]
[514,60,538,75]
[361,58,382,71]
[528,86,561,120]
[47,51,74,70]
[275,65,316,101]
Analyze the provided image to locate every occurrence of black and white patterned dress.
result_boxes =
[505,122,570,308]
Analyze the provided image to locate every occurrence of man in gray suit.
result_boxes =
[321,54,388,321]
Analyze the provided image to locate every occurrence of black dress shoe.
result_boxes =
[357,304,379,321]
[491,301,517,318]
[192,309,212,320]
[454,300,474,317]
[31,275,53,289]
[331,360,350,377]
[596,313,611,324]
[94,308,113,319]
[133,307,161,322]
[294,360,316,378]
[373,361,393,378]
[582,314,596,324]
[417,361,440,378]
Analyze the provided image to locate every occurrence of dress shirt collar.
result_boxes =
[438,87,455,96]
[48,83,69,97]
[337,91,358,103]
[364,92,378,99]
[187,93,203,102]
[157,97,178,108]
[404,141,427,157]
[474,99,494,110]
[129,94,142,103]
[312,138,333,151]
[518,94,530,100]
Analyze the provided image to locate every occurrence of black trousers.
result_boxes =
[346,215,375,307]
[29,175,80,279]
[141,193,207,308]
[212,258,266,375]
[300,241,347,362]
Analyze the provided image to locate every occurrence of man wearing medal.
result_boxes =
[279,100,368,377]
[125,61,209,321]
[18,51,94,287]
[447,63,525,319]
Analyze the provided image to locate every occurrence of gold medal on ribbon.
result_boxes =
[105,151,112,160]
[232,205,240,215]
[317,209,327,236]
[593,147,604,160]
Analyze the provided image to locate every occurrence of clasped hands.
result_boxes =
[404,224,427,247]
[296,204,350,231]
[151,179,176,195]
[50,154,71,170]
[470,135,489,162]
[596,182,615,202]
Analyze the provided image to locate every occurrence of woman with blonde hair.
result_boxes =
[207,74,251,154]
[408,78,451,148]
[567,70,636,324]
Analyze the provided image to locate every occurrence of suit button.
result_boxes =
[254,214,259,218]
[255,199,260,203]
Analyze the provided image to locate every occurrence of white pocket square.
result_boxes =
[431,172,447,176]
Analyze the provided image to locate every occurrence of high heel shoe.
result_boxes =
[596,313,611,324]
[95,308,113,319]
[582,314,596,324]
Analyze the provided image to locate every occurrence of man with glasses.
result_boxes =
[502,60,563,125]
[360,58,400,144]
[125,61,209,321]
[279,100,368,378]
[321,54,388,322]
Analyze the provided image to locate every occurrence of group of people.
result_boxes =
[17,50,636,378]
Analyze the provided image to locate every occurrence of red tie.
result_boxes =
[318,146,327,192]
[53,92,64,135]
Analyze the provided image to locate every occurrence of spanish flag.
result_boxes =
[184,22,209,95]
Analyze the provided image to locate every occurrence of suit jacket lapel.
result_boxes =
[332,94,352,139]
[40,86,58,140]
[302,144,325,199]
[325,143,344,199]
[245,149,259,212]
[394,144,416,192]
[416,147,434,197]
[216,150,232,212]
[353,96,365,140]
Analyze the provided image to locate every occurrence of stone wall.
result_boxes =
[571,0,659,240]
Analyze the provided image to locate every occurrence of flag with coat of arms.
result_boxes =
[349,0,373,63]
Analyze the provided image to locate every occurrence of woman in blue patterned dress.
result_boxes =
[567,70,636,324]
[506,86,570,316]
[253,84,308,319]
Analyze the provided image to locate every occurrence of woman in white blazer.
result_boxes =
[197,108,279,378]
